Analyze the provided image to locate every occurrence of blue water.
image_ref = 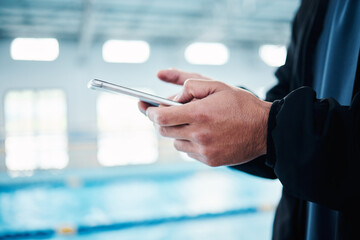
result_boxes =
[0,164,282,239]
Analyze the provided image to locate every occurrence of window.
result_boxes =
[10,38,59,61]
[4,90,68,172]
[259,44,287,67]
[102,40,150,63]
[97,91,158,166]
[185,42,229,65]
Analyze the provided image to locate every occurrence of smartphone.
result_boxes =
[88,79,182,106]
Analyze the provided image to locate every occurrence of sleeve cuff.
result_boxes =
[265,98,284,169]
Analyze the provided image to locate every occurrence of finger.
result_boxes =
[138,101,151,115]
[168,93,179,101]
[174,139,197,154]
[156,124,190,140]
[176,79,228,103]
[146,104,194,126]
[157,68,211,86]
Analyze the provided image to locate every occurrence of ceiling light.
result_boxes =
[102,40,150,63]
[11,38,59,61]
[185,42,229,65]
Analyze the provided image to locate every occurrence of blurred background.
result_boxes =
[0,0,299,239]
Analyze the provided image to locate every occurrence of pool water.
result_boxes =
[0,163,282,239]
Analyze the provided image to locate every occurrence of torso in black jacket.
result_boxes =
[231,0,360,239]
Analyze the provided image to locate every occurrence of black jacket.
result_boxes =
[231,0,360,239]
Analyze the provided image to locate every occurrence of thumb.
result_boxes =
[175,79,228,103]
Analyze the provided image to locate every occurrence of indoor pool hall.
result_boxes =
[0,0,300,239]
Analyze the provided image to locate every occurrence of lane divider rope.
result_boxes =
[0,204,275,239]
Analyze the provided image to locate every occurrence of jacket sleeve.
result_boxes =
[266,87,360,211]
[228,0,327,179]
[229,155,277,179]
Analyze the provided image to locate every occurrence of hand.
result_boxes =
[138,68,211,114]
[145,77,272,167]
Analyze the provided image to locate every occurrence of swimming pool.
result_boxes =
[0,163,282,239]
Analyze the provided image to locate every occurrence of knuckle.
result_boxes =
[207,160,220,167]
[154,113,168,125]
[173,140,182,151]
[158,126,168,136]
[199,146,211,159]
[168,71,179,82]
[204,158,215,167]
[200,148,220,167]
[192,130,211,145]
[183,78,195,89]
[192,110,209,123]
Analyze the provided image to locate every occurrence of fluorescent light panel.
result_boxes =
[102,40,150,63]
[11,38,59,61]
[185,42,229,65]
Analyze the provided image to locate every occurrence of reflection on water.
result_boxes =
[0,166,282,239]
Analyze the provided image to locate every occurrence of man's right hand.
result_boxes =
[138,68,271,167]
